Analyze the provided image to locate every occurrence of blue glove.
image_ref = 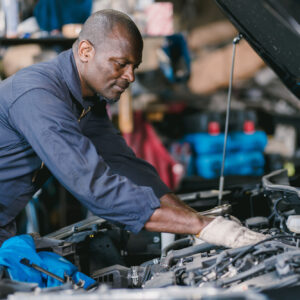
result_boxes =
[0,234,95,289]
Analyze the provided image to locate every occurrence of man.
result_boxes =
[0,10,266,248]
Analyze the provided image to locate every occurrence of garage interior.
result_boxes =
[0,1,300,299]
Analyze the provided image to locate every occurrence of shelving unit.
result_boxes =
[0,37,76,48]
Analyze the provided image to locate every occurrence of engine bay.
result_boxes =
[3,169,300,300]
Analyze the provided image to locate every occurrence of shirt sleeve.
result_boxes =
[8,89,161,233]
[81,102,171,198]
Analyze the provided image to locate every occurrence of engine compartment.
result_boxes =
[3,169,300,300]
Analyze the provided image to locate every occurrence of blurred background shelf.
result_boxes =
[0,37,76,47]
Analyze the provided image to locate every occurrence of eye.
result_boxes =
[116,61,126,68]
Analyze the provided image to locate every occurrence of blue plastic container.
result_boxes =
[230,131,268,152]
[226,151,265,176]
[184,127,268,178]
[184,130,267,155]
[184,133,230,155]
[196,151,265,179]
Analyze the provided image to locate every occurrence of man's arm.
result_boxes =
[159,193,197,213]
[145,196,212,235]
[82,108,211,234]
[8,90,160,234]
[82,107,267,248]
[81,101,171,199]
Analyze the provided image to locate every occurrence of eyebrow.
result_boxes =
[112,57,142,67]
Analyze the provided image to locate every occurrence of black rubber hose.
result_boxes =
[217,263,266,286]
[162,242,217,267]
[217,234,300,275]
[161,237,193,258]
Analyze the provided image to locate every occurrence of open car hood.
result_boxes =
[215,0,300,99]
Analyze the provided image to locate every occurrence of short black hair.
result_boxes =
[77,9,143,49]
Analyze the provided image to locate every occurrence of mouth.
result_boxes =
[114,83,129,93]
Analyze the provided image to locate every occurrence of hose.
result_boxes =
[161,237,193,258]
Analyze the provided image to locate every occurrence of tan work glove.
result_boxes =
[197,216,267,248]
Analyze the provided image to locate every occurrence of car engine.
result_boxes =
[3,169,300,300]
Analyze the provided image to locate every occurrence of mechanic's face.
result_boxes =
[78,25,142,101]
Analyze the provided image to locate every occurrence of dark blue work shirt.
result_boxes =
[0,49,170,235]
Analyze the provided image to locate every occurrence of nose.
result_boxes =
[122,65,135,83]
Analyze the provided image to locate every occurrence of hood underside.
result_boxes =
[215,0,300,99]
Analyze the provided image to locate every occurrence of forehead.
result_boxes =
[98,26,143,63]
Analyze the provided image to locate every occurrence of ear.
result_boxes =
[78,40,95,63]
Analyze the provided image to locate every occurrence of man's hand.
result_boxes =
[197,216,267,248]
[144,193,212,235]
[144,193,267,249]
